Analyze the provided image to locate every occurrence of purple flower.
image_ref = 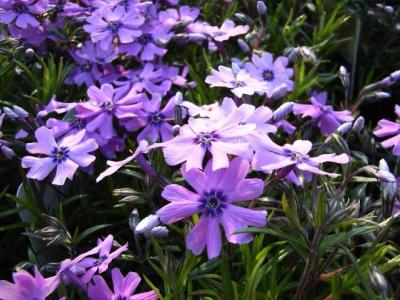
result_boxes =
[205,65,264,97]
[68,41,117,87]
[293,92,354,136]
[37,96,78,117]
[83,6,144,50]
[76,84,144,139]
[88,268,157,300]
[8,24,46,46]
[21,127,98,185]
[0,267,59,300]
[157,158,266,259]
[0,0,49,28]
[373,105,400,155]
[159,109,255,171]
[244,52,294,98]
[252,140,349,185]
[203,19,249,42]
[96,140,148,182]
[74,234,128,284]
[158,5,200,27]
[120,23,173,61]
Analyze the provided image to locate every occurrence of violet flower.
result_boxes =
[252,140,349,185]
[83,6,144,50]
[21,127,98,185]
[157,158,266,259]
[88,268,157,300]
[203,19,249,42]
[0,267,59,300]
[293,92,354,136]
[0,0,49,29]
[373,105,400,156]
[205,64,264,97]
[75,234,128,284]
[158,109,255,171]
[158,5,200,28]
[75,83,144,139]
[244,52,294,98]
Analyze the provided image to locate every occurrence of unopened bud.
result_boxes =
[150,226,169,237]
[352,116,365,132]
[135,214,160,234]
[271,84,289,100]
[174,92,183,105]
[1,146,16,159]
[187,33,207,43]
[3,107,18,120]
[257,1,267,15]
[25,48,34,57]
[272,102,293,122]
[234,13,254,26]
[336,122,353,135]
[172,125,180,136]
[128,209,139,232]
[231,62,241,75]
[12,105,29,118]
[237,39,250,53]
[376,169,396,183]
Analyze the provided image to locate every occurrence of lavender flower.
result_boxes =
[21,127,98,185]
[244,52,294,98]
[0,0,49,28]
[83,6,144,50]
[373,105,400,155]
[203,19,249,42]
[252,140,349,185]
[88,268,157,300]
[76,84,144,139]
[157,158,266,259]
[293,91,354,136]
[0,267,59,300]
[159,109,255,171]
[205,65,263,97]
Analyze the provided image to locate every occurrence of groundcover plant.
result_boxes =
[0,0,400,299]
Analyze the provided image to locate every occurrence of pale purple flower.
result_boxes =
[252,140,349,185]
[244,52,294,98]
[75,234,128,284]
[83,6,144,50]
[293,92,354,136]
[157,158,266,259]
[158,5,200,28]
[88,268,157,300]
[0,0,49,29]
[62,0,93,17]
[75,84,144,139]
[205,65,264,97]
[37,96,78,117]
[203,19,248,42]
[159,109,255,171]
[96,140,148,182]
[21,127,98,185]
[373,105,400,156]
[0,267,59,300]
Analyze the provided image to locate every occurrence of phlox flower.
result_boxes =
[252,140,349,186]
[0,0,49,29]
[203,19,248,42]
[76,83,144,139]
[159,109,255,171]
[158,5,200,27]
[88,268,157,300]
[83,6,144,50]
[205,65,264,98]
[0,267,59,300]
[244,52,294,98]
[293,92,354,136]
[157,158,266,259]
[373,105,400,156]
[21,127,98,185]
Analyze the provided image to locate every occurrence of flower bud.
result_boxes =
[336,122,353,135]
[379,159,390,172]
[135,214,160,234]
[374,92,391,99]
[150,226,169,237]
[237,39,250,53]
[352,116,365,132]
[231,62,241,75]
[369,267,388,298]
[187,33,207,43]
[1,145,16,159]
[12,105,29,118]
[172,125,180,136]
[271,84,289,100]
[376,169,396,183]
[187,81,197,89]
[257,1,267,15]
[174,92,183,105]
[272,102,293,122]
[25,48,34,57]
[380,70,400,87]
[3,107,18,120]
[234,13,254,26]
[128,209,139,232]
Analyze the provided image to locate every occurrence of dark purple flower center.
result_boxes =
[229,80,246,88]
[81,63,92,72]
[149,112,164,125]
[12,4,27,14]
[138,33,153,45]
[70,119,86,130]
[108,21,122,33]
[321,105,333,112]
[94,254,108,266]
[51,146,69,163]
[101,101,115,113]
[115,296,128,300]
[195,132,218,147]
[263,69,275,81]
[200,189,226,216]
[289,151,303,162]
